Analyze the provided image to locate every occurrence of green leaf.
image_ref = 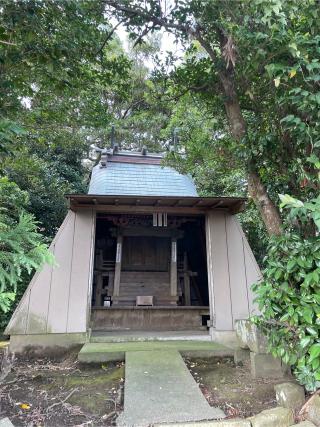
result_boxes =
[309,343,320,362]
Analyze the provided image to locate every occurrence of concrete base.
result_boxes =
[210,329,238,348]
[9,333,87,355]
[250,352,290,379]
[91,306,209,331]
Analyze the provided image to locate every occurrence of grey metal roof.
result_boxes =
[88,162,198,197]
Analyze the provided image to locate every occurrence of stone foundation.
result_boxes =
[210,329,238,348]
[250,352,290,379]
[9,333,87,355]
[91,306,209,331]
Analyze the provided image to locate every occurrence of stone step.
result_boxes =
[90,330,210,343]
[78,340,234,363]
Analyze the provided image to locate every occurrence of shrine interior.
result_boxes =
[92,213,209,308]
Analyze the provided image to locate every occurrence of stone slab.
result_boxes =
[305,394,320,426]
[155,419,251,426]
[250,352,290,378]
[274,382,305,410]
[117,350,225,426]
[78,341,233,363]
[249,407,294,427]
[0,418,14,427]
[295,422,317,427]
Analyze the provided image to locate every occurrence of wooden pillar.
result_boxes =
[205,213,216,334]
[170,238,177,297]
[113,235,123,297]
[183,252,191,306]
[95,274,103,306]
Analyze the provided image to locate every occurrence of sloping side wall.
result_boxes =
[205,211,262,331]
[5,210,95,335]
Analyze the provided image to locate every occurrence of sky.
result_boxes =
[111,17,185,70]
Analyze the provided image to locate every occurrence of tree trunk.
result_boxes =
[247,167,282,236]
[187,26,282,235]
[218,69,282,235]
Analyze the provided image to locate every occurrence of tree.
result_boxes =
[0,0,132,235]
[104,0,320,236]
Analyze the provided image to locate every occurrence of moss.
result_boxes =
[32,363,124,415]
[186,357,279,417]
[63,366,124,387]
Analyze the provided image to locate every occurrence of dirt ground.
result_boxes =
[184,356,288,419]
[0,345,124,426]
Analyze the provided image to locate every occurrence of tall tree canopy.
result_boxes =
[104,0,320,237]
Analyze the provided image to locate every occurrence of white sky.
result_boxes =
[112,18,185,70]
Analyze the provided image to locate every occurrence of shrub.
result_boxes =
[253,194,320,391]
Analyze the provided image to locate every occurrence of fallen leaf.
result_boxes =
[274,77,281,87]
[289,69,297,78]
[20,403,30,410]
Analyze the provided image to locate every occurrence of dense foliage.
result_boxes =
[0,177,53,326]
[253,194,320,391]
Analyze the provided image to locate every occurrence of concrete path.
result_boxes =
[117,350,225,427]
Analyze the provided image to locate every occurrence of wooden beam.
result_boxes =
[229,200,245,214]
[192,199,204,207]
[209,201,223,209]
[183,252,191,306]
[73,204,211,215]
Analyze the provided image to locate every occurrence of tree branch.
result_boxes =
[96,17,128,55]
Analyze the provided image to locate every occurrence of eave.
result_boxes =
[66,194,247,215]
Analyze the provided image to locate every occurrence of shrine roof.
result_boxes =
[88,150,198,197]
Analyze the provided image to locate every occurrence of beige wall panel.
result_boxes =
[206,212,233,330]
[67,210,94,333]
[243,240,262,314]
[5,211,75,336]
[26,263,53,334]
[232,217,262,314]
[4,289,30,335]
[47,211,76,333]
[225,215,250,322]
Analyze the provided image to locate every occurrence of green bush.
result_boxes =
[253,194,320,391]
